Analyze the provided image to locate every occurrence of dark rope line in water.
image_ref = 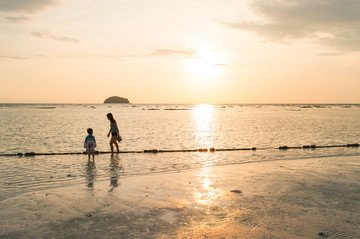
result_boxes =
[0,143,359,157]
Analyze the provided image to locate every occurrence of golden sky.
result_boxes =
[1,0,359,104]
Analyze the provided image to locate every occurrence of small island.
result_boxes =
[104,96,130,104]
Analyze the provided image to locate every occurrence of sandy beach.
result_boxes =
[1,154,359,239]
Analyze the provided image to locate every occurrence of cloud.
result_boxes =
[88,49,198,61]
[4,16,30,23]
[224,0,360,52]
[148,49,197,59]
[0,55,27,60]
[0,0,60,13]
[31,31,80,43]
[31,49,198,61]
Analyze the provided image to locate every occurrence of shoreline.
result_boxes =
[1,155,360,238]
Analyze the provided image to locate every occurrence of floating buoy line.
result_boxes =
[0,143,358,157]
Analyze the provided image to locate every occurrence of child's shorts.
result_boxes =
[86,149,95,153]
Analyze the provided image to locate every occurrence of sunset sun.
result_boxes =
[186,48,227,82]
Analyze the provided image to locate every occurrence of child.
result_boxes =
[84,128,97,159]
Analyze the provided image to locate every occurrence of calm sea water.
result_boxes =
[0,104,359,199]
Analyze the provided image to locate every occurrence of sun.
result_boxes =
[186,48,227,82]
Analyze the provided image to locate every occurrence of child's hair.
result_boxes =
[87,128,93,134]
[107,113,115,122]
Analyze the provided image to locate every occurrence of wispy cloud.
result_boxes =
[0,0,60,13]
[31,31,80,43]
[224,0,360,52]
[82,49,198,61]
[0,55,27,60]
[31,49,198,61]
[147,49,197,58]
[4,16,30,23]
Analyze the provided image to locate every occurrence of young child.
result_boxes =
[84,128,97,160]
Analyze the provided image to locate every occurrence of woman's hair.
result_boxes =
[107,113,115,122]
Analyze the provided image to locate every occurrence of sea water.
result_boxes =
[0,104,359,199]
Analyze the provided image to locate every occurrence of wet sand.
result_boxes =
[1,155,359,239]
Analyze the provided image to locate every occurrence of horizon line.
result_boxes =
[1,102,360,105]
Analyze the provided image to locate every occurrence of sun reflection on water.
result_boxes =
[193,104,215,148]
[193,104,220,206]
[194,166,220,206]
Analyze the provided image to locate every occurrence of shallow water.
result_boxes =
[0,104,359,153]
[1,148,359,201]
[0,104,359,200]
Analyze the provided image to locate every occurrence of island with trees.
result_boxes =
[104,96,130,104]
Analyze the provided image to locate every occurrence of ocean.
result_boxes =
[0,104,359,199]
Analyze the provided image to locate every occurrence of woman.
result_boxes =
[107,113,120,154]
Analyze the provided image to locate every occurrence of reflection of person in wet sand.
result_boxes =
[85,159,96,189]
[109,154,122,191]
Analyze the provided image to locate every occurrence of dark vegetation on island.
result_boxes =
[104,96,130,104]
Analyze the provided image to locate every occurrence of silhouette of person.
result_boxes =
[106,113,121,154]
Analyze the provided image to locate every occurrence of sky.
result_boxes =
[0,0,359,104]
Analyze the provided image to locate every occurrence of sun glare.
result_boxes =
[193,104,214,132]
[187,48,227,81]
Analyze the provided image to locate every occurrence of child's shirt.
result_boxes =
[84,135,97,152]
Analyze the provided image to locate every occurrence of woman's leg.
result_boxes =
[110,136,120,153]
[110,138,115,153]
[114,140,119,153]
